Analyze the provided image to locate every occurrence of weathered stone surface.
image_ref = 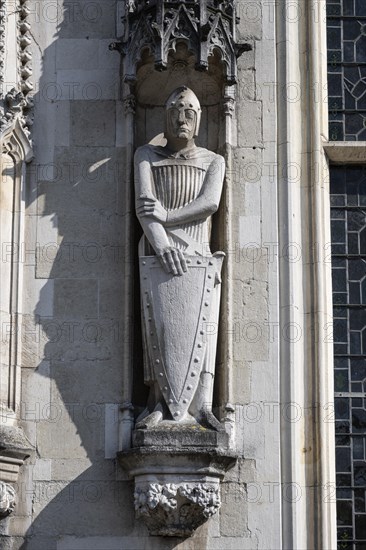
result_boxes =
[220,482,248,537]
[237,0,262,41]
[52,1,117,39]
[53,279,98,318]
[56,39,100,71]
[31,480,134,537]
[70,101,116,146]
[238,101,262,147]
[0,425,32,459]
[133,425,229,449]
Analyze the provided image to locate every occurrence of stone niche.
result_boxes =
[117,40,239,537]
[113,0,250,536]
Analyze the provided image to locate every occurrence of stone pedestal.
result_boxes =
[119,425,236,537]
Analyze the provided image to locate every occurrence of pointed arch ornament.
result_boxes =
[110,0,251,84]
[0,0,34,521]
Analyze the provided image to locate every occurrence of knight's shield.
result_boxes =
[139,254,224,419]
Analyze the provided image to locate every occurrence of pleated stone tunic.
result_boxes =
[138,145,219,254]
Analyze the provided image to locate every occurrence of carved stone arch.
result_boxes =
[0,116,33,520]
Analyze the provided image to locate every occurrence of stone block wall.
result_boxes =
[4,1,281,548]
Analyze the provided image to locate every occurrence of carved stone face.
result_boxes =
[167,105,196,140]
[164,87,201,141]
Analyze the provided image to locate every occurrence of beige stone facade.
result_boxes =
[0,1,337,548]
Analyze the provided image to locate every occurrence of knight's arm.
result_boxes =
[165,154,225,227]
[134,146,171,254]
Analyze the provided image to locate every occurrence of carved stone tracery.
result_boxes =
[0,0,33,136]
[0,2,34,523]
[111,0,251,84]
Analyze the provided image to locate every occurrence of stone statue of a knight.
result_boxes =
[134,87,225,429]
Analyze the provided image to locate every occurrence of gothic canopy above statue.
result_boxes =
[111,0,251,84]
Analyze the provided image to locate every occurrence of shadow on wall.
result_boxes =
[19,1,134,547]
[17,1,224,548]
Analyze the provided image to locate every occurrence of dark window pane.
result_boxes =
[336,398,351,420]
[354,462,366,486]
[348,233,359,254]
[353,437,365,459]
[337,500,353,525]
[343,0,355,16]
[335,369,349,392]
[356,0,366,16]
[330,163,366,543]
[356,35,366,62]
[333,269,347,291]
[355,489,366,513]
[355,514,366,539]
[352,410,366,433]
[349,282,361,304]
[350,358,365,381]
[328,5,366,140]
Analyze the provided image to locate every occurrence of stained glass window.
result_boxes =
[327,0,366,140]
[331,166,366,549]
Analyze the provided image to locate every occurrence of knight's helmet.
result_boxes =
[164,86,202,138]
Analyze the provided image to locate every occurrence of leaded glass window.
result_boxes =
[331,166,366,549]
[327,0,366,140]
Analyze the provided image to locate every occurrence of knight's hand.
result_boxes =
[157,246,187,276]
[137,195,168,223]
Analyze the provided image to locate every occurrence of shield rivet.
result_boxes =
[198,343,202,348]
[153,345,157,350]
[207,289,211,293]
[191,372,196,377]
[209,261,213,266]
[142,261,146,266]
[183,399,188,404]
[174,411,180,416]
[147,304,150,308]
[187,385,192,390]
[164,386,168,391]
[159,372,164,377]
[202,316,206,321]
[187,259,191,264]
[197,260,202,264]
[194,357,199,363]
[150,331,154,336]
[208,274,212,279]
[143,276,147,280]
[169,399,173,404]
[148,318,152,322]
[204,302,209,306]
